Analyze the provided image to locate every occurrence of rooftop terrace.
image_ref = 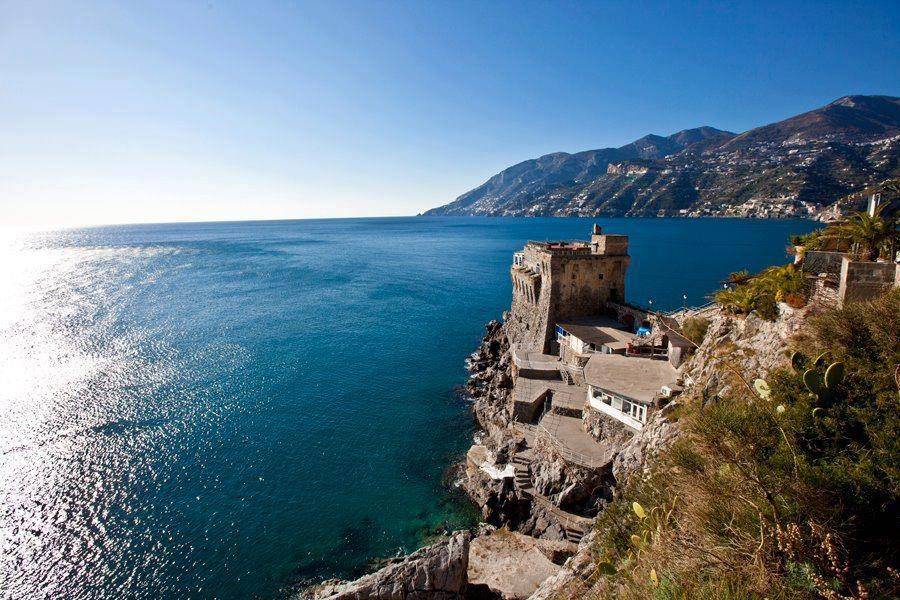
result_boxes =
[525,241,593,254]
[557,316,635,351]
[583,353,678,405]
[511,347,560,372]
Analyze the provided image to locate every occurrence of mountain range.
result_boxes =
[424,95,900,218]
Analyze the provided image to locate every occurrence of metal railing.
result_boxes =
[527,489,592,531]
[513,418,612,470]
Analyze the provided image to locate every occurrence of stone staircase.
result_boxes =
[511,447,590,545]
[512,450,533,492]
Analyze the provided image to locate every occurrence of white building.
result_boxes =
[583,353,679,430]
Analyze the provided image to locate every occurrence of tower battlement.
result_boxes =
[507,225,630,353]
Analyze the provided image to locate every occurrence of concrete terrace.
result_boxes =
[513,411,615,470]
[511,346,559,372]
[583,353,678,404]
[540,412,617,468]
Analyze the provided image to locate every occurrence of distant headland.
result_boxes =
[424,95,900,220]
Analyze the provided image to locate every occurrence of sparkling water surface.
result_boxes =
[0,216,818,599]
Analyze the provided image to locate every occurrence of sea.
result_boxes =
[0,216,819,599]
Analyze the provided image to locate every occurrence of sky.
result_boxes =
[1,1,899,228]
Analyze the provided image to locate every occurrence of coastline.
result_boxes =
[298,220,856,599]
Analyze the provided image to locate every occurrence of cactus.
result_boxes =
[824,362,844,388]
[814,352,829,367]
[630,534,644,549]
[632,502,646,520]
[790,351,807,373]
[803,369,824,396]
[804,361,845,403]
[754,379,771,400]
[650,569,659,587]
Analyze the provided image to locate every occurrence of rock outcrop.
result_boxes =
[465,320,514,439]
[302,302,817,599]
[305,531,471,600]
[681,303,811,398]
[527,434,610,517]
[466,529,566,599]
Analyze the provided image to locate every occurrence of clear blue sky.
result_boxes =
[2,0,898,227]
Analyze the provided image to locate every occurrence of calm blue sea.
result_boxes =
[0,217,818,599]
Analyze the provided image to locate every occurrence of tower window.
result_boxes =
[598,273,604,280]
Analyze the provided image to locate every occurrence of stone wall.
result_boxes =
[506,242,629,353]
[838,257,898,304]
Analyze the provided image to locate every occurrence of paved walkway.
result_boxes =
[549,384,585,413]
[511,346,560,372]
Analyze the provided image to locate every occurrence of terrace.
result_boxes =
[583,353,679,430]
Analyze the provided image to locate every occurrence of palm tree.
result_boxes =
[824,205,898,261]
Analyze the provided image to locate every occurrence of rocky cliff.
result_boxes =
[424,95,900,219]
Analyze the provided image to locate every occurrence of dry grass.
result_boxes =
[579,289,900,599]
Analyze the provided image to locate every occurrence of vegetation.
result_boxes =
[582,289,900,599]
[791,229,826,248]
[680,317,710,346]
[822,206,898,261]
[715,264,808,320]
[793,204,898,261]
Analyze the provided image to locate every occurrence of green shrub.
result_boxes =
[715,264,808,321]
[680,317,710,346]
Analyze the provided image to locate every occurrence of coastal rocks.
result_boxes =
[464,446,531,527]
[466,530,564,599]
[612,403,680,482]
[581,408,634,450]
[525,531,602,600]
[466,321,514,439]
[528,435,609,517]
[305,531,471,600]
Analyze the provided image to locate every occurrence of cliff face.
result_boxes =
[424,95,900,219]
[460,318,674,542]
[680,303,811,396]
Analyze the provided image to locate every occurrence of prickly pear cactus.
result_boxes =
[804,369,824,396]
[824,362,844,389]
[805,361,845,406]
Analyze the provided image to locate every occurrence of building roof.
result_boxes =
[583,353,678,404]
[556,316,635,349]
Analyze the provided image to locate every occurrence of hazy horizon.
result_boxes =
[2,1,899,229]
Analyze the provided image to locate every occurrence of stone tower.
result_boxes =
[507,225,630,353]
